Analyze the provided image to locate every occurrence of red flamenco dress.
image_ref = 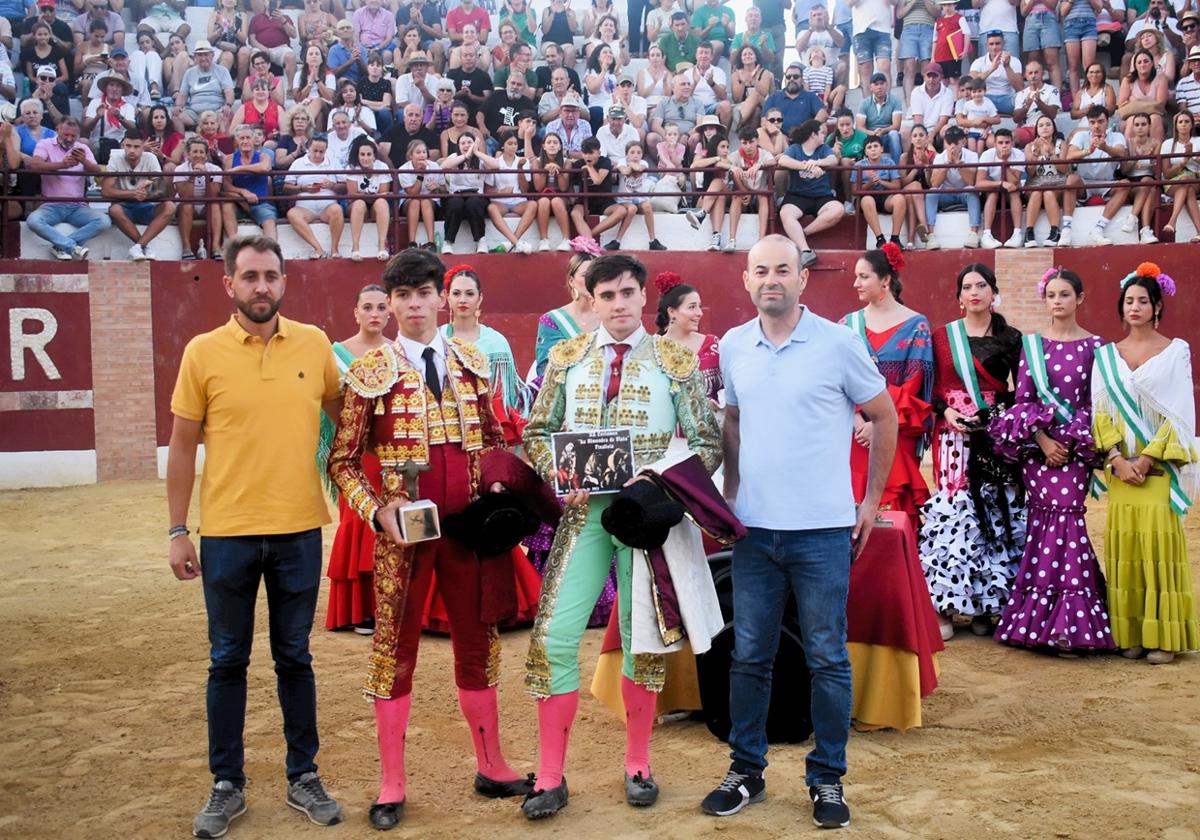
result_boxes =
[325,449,380,630]
[847,315,935,517]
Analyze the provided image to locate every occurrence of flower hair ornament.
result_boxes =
[443,263,477,287]
[1037,267,1060,298]
[1119,261,1176,296]
[569,235,602,257]
[881,241,905,274]
[655,271,684,296]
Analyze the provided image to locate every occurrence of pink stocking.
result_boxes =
[458,685,521,782]
[534,690,579,790]
[621,676,655,777]
[374,693,412,804]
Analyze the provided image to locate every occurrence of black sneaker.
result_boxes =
[368,799,404,830]
[810,784,850,828]
[1045,225,1061,246]
[874,234,885,248]
[700,767,765,816]
[604,239,621,250]
[648,238,667,250]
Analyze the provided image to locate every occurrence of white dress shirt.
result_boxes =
[396,333,447,388]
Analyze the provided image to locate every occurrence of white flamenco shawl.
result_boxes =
[1091,338,1200,498]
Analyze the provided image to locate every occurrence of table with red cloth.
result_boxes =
[847,510,944,731]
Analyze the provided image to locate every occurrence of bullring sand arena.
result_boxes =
[1,473,1197,840]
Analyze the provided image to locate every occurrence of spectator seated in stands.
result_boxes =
[359,52,394,134]
[74,19,111,102]
[969,28,1022,114]
[1161,110,1200,242]
[830,107,866,212]
[328,19,366,84]
[900,122,934,245]
[21,0,74,63]
[646,73,698,152]
[399,0,448,71]
[397,137,446,248]
[852,134,905,249]
[610,74,648,138]
[908,61,954,146]
[82,72,137,163]
[222,123,278,238]
[297,0,337,52]
[177,40,235,131]
[232,77,283,142]
[292,43,335,129]
[955,77,1000,154]
[25,116,110,261]
[352,0,397,65]
[613,140,665,250]
[248,0,298,82]
[683,42,731,127]
[764,61,828,134]
[325,107,367,168]
[732,5,777,71]
[173,135,229,261]
[446,0,491,65]
[569,135,633,248]
[856,70,902,162]
[345,135,392,260]
[486,127,540,252]
[521,130,573,251]
[540,0,580,69]
[143,103,184,170]
[924,125,981,250]
[727,124,774,243]
[584,42,621,131]
[544,89,592,160]
[494,41,538,99]
[596,103,639,164]
[20,20,70,109]
[284,132,347,259]
[137,0,189,49]
[775,117,844,268]
[438,99,472,158]
[381,101,437,167]
[692,0,736,61]
[423,77,457,134]
[1117,48,1169,143]
[331,77,378,136]
[447,42,494,118]
[686,130,733,250]
[658,12,699,72]
[449,23,491,74]
[394,50,440,117]
[102,128,177,261]
[976,127,1026,248]
[1021,113,1068,247]
[1011,59,1061,146]
[440,128,501,253]
[1062,105,1130,246]
[794,3,848,94]
[29,64,67,128]
[1118,112,1161,245]
[584,13,631,67]
[71,0,125,52]
[730,45,773,131]
[756,106,787,158]
[242,49,286,106]
[800,45,844,113]
[1179,45,1200,120]
[89,45,155,116]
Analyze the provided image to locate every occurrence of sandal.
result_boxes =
[351,250,362,262]
[377,249,389,261]
[915,224,929,243]
[312,250,326,260]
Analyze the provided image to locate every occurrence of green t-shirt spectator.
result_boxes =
[731,30,776,55]
[493,65,538,90]
[658,32,700,71]
[836,128,868,160]
[692,3,736,44]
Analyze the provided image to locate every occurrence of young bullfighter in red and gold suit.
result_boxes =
[328,249,533,831]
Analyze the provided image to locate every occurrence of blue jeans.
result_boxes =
[986,93,1015,115]
[728,526,853,786]
[1062,15,1098,43]
[26,203,112,254]
[1022,11,1063,51]
[200,529,323,787]
[925,190,982,227]
[853,28,892,64]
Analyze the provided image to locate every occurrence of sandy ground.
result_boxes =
[1,479,1198,840]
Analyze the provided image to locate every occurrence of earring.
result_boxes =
[669,316,676,325]
[570,287,579,301]
[959,303,965,312]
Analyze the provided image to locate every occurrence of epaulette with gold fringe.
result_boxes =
[344,346,399,398]
[547,332,593,369]
[448,336,490,379]
[652,335,699,381]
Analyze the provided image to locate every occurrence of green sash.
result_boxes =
[1022,333,1106,498]
[844,310,875,361]
[1095,343,1192,516]
[946,319,987,411]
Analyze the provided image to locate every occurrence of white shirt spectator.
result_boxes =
[910,82,956,125]
[691,64,727,108]
[107,148,162,190]
[325,125,367,169]
[292,70,337,104]
[1070,129,1126,182]
[173,159,223,208]
[1012,84,1062,126]
[397,159,447,196]
[1177,73,1200,118]
[1160,136,1200,175]
[969,53,1022,97]
[933,147,979,189]
[444,158,487,192]
[84,96,137,142]
[394,72,441,109]
[596,122,640,163]
[979,146,1026,180]
[350,159,392,194]
[977,0,1018,33]
[285,153,344,213]
[0,55,13,106]
[851,0,892,33]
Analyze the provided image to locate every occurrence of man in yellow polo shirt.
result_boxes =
[166,234,344,839]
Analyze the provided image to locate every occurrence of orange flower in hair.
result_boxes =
[1134,261,1161,279]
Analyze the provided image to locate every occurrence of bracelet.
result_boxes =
[169,524,190,540]
[1106,447,1121,463]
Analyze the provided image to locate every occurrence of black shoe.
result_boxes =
[810,784,850,828]
[800,249,819,269]
[521,777,568,820]
[1045,226,1061,246]
[648,238,667,250]
[604,239,621,250]
[625,772,659,806]
[889,235,903,249]
[700,767,765,816]
[875,234,885,248]
[368,800,404,830]
[475,772,535,799]
[421,241,437,251]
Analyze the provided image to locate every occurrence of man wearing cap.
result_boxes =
[26,116,109,260]
[545,90,593,158]
[70,0,124,51]
[447,42,493,118]
[90,46,153,110]
[611,74,648,134]
[968,29,1022,114]
[353,0,397,64]
[394,50,440,111]
[855,71,902,162]
[248,0,298,82]
[764,62,828,134]
[102,127,176,261]
[522,253,720,820]
[136,0,188,49]
[81,72,137,157]
[596,104,639,163]
[21,0,73,53]
[479,73,536,149]
[659,11,699,72]
[328,19,366,85]
[908,61,954,144]
[178,40,235,129]
[535,41,582,99]
[682,42,732,127]
[1177,44,1200,121]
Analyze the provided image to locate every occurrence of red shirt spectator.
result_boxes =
[446,0,490,43]
[249,12,290,48]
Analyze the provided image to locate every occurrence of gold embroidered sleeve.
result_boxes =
[673,370,723,475]
[328,385,383,526]
[522,362,568,482]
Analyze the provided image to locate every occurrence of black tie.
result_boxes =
[422,346,442,402]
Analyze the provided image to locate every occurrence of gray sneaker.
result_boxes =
[286,772,343,826]
[193,781,246,839]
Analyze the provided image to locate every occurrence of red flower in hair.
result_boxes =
[881,241,905,274]
[655,271,685,295]
[443,263,477,286]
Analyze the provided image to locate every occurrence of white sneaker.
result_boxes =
[141,244,155,260]
[723,237,736,252]
[1023,235,1040,249]
[843,200,856,216]
[538,238,551,252]
[925,234,941,251]
[1120,215,1137,234]
[1003,231,1024,248]
[708,233,721,251]
[686,208,706,229]
[555,240,572,252]
[1139,227,1158,244]
[128,243,147,261]
[441,240,454,254]
[515,240,533,254]
[979,231,1002,249]
[963,231,980,248]
[476,240,489,253]
[1087,229,1112,246]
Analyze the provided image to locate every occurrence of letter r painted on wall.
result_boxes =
[9,307,61,381]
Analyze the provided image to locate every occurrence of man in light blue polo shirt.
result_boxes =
[700,235,897,830]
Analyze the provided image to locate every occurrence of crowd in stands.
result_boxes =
[0,0,1197,264]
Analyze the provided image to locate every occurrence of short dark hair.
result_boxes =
[863,135,883,148]
[945,125,966,143]
[1086,104,1110,120]
[224,234,284,277]
[670,10,687,21]
[833,107,854,121]
[580,136,601,153]
[736,124,757,142]
[382,248,445,294]
[585,254,646,294]
[122,127,145,142]
[994,127,1013,140]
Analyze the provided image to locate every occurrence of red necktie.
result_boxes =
[606,343,630,404]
